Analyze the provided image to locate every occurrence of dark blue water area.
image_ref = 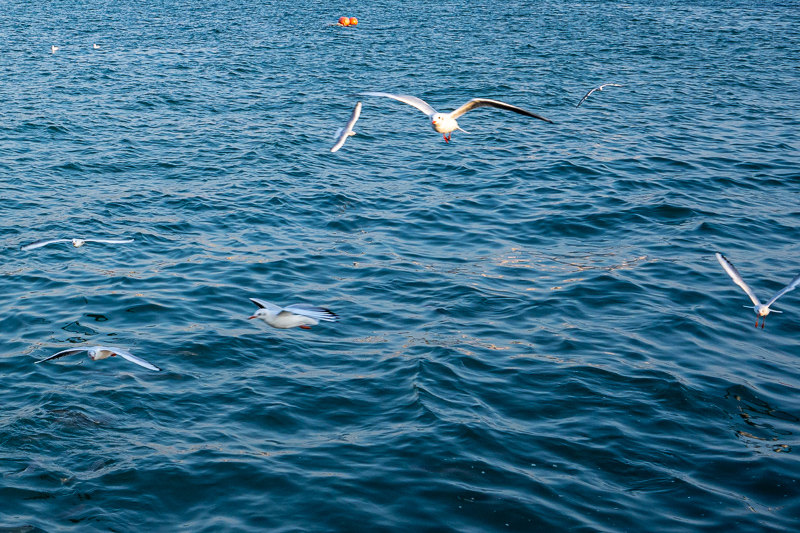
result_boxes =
[1,0,799,531]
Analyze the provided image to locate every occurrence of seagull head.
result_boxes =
[431,114,446,126]
[248,308,273,321]
[71,239,86,248]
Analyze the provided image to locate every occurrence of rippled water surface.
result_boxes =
[2,0,800,531]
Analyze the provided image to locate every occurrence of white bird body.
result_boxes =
[93,44,100,49]
[716,252,800,328]
[35,346,161,371]
[331,101,361,153]
[51,45,59,53]
[248,298,339,330]
[21,237,134,251]
[359,92,553,143]
[576,83,622,108]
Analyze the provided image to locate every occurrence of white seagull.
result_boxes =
[359,92,553,143]
[51,45,59,53]
[716,252,800,329]
[248,298,339,330]
[576,84,622,108]
[21,238,134,251]
[93,43,100,49]
[35,346,161,371]
[331,101,362,153]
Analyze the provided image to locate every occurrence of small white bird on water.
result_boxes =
[248,298,339,330]
[716,252,800,329]
[35,346,161,371]
[576,84,622,108]
[51,45,59,53]
[331,101,361,153]
[21,238,134,251]
[93,43,100,49]
[359,92,553,143]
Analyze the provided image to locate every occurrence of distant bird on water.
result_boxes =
[359,92,553,143]
[716,252,800,329]
[51,45,59,53]
[331,101,361,153]
[93,43,100,49]
[248,298,339,329]
[21,237,134,251]
[576,84,622,108]
[36,346,162,371]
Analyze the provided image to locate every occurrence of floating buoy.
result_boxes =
[350,17,358,26]
[339,16,350,26]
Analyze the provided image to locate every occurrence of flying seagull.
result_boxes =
[716,252,800,329]
[35,346,161,371]
[248,298,339,329]
[576,84,622,108]
[331,101,361,153]
[21,238,134,251]
[359,92,553,143]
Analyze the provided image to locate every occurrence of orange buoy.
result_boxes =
[339,16,350,26]
[350,17,358,26]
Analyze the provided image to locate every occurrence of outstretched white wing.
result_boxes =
[284,304,339,322]
[766,272,800,308]
[449,98,553,123]
[331,101,362,153]
[716,253,761,306]
[112,348,161,371]
[576,88,598,108]
[249,298,285,314]
[21,239,71,251]
[359,92,437,117]
[35,348,89,364]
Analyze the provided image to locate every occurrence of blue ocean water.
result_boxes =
[1,0,799,531]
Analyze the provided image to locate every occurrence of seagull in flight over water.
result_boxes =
[359,92,553,143]
[716,252,800,329]
[576,84,622,108]
[21,238,134,251]
[35,346,161,371]
[331,101,361,153]
[248,298,339,329]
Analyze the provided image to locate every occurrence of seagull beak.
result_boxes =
[248,315,257,320]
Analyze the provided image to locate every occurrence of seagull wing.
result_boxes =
[766,272,800,308]
[576,88,599,108]
[83,239,134,245]
[112,348,162,371]
[359,92,437,117]
[449,98,553,123]
[249,298,285,313]
[21,239,71,251]
[284,304,339,322]
[331,101,362,153]
[716,253,761,306]
[35,348,88,364]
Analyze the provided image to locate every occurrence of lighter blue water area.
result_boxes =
[1,1,800,531]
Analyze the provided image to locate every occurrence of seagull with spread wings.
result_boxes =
[35,346,161,371]
[21,238,134,251]
[716,252,800,329]
[359,92,553,143]
[248,298,340,330]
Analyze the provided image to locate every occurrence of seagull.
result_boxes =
[21,238,134,251]
[331,101,361,153]
[35,346,161,371]
[716,252,800,329]
[576,84,622,108]
[51,45,59,53]
[359,92,553,143]
[248,298,339,329]
[93,43,100,49]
